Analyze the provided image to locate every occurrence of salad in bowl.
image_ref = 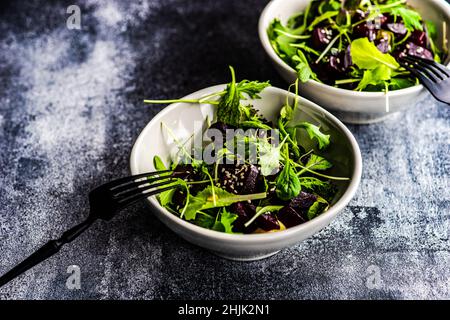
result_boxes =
[144,67,349,235]
[131,67,361,260]
[259,0,450,123]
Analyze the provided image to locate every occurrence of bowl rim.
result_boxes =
[258,0,450,97]
[130,85,362,244]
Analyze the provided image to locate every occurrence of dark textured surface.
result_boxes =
[0,0,449,300]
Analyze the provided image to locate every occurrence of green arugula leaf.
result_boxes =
[193,211,216,229]
[294,122,330,149]
[217,66,241,126]
[217,67,271,127]
[356,64,392,91]
[276,150,301,201]
[388,77,416,90]
[237,80,271,99]
[307,197,329,220]
[153,155,167,171]
[304,154,333,171]
[292,50,317,83]
[351,38,400,70]
[184,186,266,220]
[212,208,239,234]
[258,136,283,176]
[390,7,423,31]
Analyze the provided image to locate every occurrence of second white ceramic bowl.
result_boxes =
[130,85,362,261]
[259,0,450,124]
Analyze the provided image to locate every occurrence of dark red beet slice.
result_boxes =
[376,40,390,53]
[406,42,434,60]
[219,164,260,194]
[241,165,259,194]
[410,30,428,47]
[277,206,306,228]
[354,23,377,42]
[256,213,280,231]
[231,202,258,233]
[312,27,333,50]
[387,23,407,36]
[344,45,353,69]
[290,191,318,210]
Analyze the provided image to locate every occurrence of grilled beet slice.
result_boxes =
[354,23,377,42]
[219,164,260,194]
[386,23,407,36]
[241,165,260,194]
[376,39,390,53]
[231,202,257,233]
[256,213,280,231]
[290,191,318,210]
[344,45,353,69]
[406,42,434,60]
[312,27,333,50]
[410,30,428,47]
[172,189,186,208]
[375,31,392,53]
[277,206,306,228]
[172,164,204,194]
[277,192,318,228]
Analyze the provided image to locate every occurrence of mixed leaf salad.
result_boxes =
[268,0,447,91]
[144,67,349,234]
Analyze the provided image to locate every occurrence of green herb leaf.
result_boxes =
[390,7,423,31]
[237,80,271,99]
[292,50,317,83]
[351,38,400,70]
[153,155,167,171]
[304,154,333,171]
[213,208,239,234]
[294,122,330,149]
[307,197,329,220]
[217,67,271,127]
[276,151,301,201]
[356,64,392,91]
[184,186,266,220]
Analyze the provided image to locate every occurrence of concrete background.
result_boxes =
[0,0,449,299]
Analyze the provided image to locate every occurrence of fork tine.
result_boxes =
[406,55,450,77]
[402,56,443,81]
[110,172,174,194]
[399,60,436,90]
[116,184,177,208]
[106,170,172,191]
[113,177,177,200]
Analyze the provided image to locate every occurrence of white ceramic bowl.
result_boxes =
[130,85,362,261]
[259,0,450,124]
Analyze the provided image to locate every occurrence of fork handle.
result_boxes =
[0,218,95,288]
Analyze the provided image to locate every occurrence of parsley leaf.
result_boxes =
[212,208,239,234]
[390,7,423,31]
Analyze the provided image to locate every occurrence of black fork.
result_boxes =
[0,170,179,288]
[399,55,450,105]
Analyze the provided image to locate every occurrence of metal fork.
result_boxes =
[0,170,179,288]
[398,55,450,105]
